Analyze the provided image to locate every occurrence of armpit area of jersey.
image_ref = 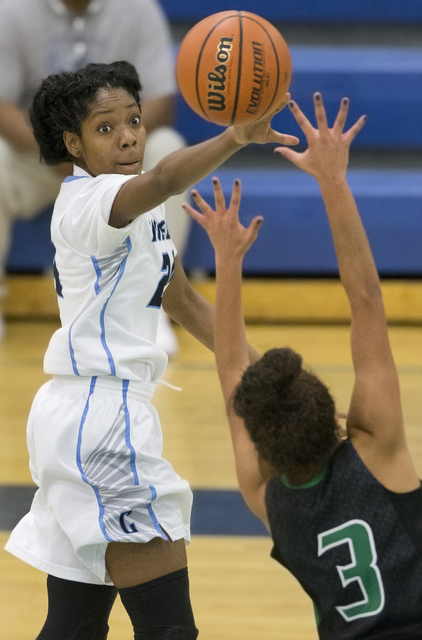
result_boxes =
[387,482,422,559]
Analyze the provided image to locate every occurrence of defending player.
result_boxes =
[184,94,422,638]
[4,61,298,639]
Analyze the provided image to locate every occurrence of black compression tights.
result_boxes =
[36,575,117,640]
[119,567,199,640]
[36,568,198,640]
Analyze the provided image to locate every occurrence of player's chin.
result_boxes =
[116,161,142,175]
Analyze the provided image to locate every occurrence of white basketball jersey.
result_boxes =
[44,166,175,382]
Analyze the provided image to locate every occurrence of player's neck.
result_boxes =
[284,464,325,487]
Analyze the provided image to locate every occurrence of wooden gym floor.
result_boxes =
[1,276,422,639]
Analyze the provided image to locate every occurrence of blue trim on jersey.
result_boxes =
[148,485,168,540]
[68,323,80,376]
[91,257,102,295]
[122,379,139,486]
[75,376,113,542]
[99,236,132,375]
[64,175,89,183]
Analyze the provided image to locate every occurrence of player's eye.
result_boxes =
[131,116,141,125]
[98,124,111,133]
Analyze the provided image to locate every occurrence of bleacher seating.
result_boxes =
[160,0,422,24]
[6,1,422,277]
[176,46,422,147]
[183,170,422,276]
[6,206,54,273]
[9,168,422,277]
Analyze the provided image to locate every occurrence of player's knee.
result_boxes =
[131,623,198,640]
[38,619,109,640]
[69,620,110,640]
[119,567,198,640]
[157,624,199,640]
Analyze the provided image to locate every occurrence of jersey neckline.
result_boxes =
[280,465,328,489]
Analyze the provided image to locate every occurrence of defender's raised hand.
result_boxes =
[182,178,263,260]
[275,93,366,182]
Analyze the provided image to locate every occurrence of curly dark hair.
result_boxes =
[233,348,340,473]
[29,60,142,165]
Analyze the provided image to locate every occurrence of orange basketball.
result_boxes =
[176,10,292,127]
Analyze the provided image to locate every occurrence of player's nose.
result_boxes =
[120,126,137,148]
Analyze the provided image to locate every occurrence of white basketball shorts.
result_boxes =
[5,375,193,585]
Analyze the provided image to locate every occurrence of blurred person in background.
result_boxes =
[0,0,188,353]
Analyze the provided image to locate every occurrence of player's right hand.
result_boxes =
[182,177,263,260]
[231,92,299,147]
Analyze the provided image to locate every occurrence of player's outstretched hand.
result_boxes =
[275,93,367,182]
[182,178,263,261]
[231,92,299,147]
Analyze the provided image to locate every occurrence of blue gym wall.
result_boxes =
[7,1,422,277]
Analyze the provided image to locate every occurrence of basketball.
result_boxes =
[176,10,292,127]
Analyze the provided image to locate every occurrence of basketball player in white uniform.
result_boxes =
[4,61,298,638]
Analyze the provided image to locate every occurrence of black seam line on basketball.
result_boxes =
[195,13,238,121]
[242,16,282,121]
[230,11,243,126]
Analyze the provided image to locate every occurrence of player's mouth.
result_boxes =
[118,160,140,167]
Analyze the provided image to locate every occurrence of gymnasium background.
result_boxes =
[2,1,422,638]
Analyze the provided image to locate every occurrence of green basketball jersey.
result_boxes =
[265,439,422,639]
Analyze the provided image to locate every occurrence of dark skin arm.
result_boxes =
[278,95,419,493]
[183,180,268,523]
[109,96,298,228]
[162,256,261,364]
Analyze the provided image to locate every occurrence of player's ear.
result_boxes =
[63,131,83,159]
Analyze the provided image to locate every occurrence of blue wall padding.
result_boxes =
[7,170,422,276]
[6,206,54,272]
[160,0,422,23]
[175,46,422,148]
[183,169,422,276]
[191,489,268,536]
[0,485,268,536]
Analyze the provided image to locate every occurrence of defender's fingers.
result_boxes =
[242,216,264,253]
[247,216,264,246]
[211,177,226,211]
[229,179,242,211]
[288,100,315,136]
[274,146,303,167]
[344,114,367,143]
[313,92,328,131]
[268,130,300,146]
[190,189,212,215]
[333,97,350,134]
[182,202,206,227]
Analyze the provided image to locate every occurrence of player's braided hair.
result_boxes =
[29,60,142,165]
[233,348,340,473]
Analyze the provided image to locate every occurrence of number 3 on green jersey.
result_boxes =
[318,519,385,621]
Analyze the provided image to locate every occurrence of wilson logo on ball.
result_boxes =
[176,10,292,126]
[206,37,234,113]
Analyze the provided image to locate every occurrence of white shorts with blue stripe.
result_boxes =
[5,375,192,585]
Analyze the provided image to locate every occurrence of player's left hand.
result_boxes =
[182,177,263,260]
[231,92,299,147]
[274,93,367,182]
